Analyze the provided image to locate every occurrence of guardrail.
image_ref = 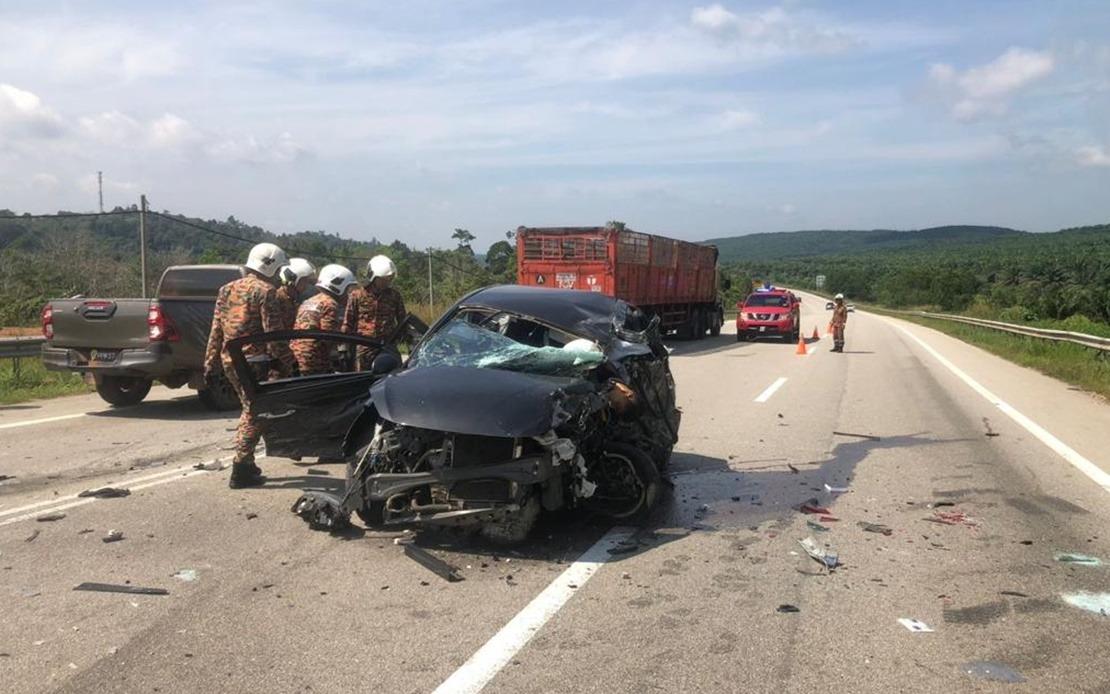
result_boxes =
[885,310,1110,353]
[0,336,45,360]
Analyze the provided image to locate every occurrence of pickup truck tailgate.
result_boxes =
[49,298,152,349]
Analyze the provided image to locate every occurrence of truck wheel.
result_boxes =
[95,375,152,407]
[198,374,241,411]
[710,312,722,337]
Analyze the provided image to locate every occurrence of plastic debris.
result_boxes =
[798,537,839,571]
[36,512,67,522]
[102,530,124,543]
[818,516,839,523]
[1060,592,1110,616]
[1054,552,1101,567]
[74,582,168,596]
[824,483,850,494]
[78,487,131,499]
[800,502,831,515]
[858,521,893,536]
[404,544,464,583]
[24,529,40,543]
[832,431,881,441]
[898,618,934,633]
[776,604,801,613]
[194,459,225,472]
[999,591,1029,598]
[806,520,830,533]
[964,661,1024,683]
[924,510,977,527]
[171,569,198,582]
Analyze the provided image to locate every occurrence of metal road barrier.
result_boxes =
[0,337,46,360]
[889,310,1110,353]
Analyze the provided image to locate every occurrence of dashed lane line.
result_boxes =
[431,527,635,694]
[754,377,788,403]
[893,322,1110,495]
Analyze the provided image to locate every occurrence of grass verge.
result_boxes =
[897,314,1110,400]
[0,358,92,405]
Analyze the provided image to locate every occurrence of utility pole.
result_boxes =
[139,194,148,298]
[427,249,434,312]
[97,172,104,213]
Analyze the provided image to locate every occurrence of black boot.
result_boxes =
[229,462,266,489]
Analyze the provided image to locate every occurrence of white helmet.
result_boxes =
[246,243,288,278]
[280,257,317,285]
[316,264,357,296]
[835,293,845,300]
[367,254,396,281]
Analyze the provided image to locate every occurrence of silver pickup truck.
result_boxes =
[41,265,245,409]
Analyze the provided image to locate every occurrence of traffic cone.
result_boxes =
[796,334,808,355]
[811,326,820,341]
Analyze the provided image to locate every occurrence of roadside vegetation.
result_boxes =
[0,358,91,405]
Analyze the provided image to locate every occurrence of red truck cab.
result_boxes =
[736,286,800,342]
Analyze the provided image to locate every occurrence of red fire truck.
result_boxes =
[515,225,724,339]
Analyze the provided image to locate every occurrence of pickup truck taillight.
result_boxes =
[147,303,180,342]
[41,304,54,340]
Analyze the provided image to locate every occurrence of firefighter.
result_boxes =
[830,293,848,353]
[275,257,317,329]
[342,254,406,371]
[203,242,295,489]
[291,264,357,375]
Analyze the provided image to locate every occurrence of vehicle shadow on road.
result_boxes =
[87,397,235,421]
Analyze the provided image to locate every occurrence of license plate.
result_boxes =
[90,349,119,363]
[759,326,766,333]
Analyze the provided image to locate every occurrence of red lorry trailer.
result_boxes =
[516,226,724,339]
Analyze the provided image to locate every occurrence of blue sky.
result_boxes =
[1,1,1108,249]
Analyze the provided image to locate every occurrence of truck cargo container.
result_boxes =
[516,226,723,339]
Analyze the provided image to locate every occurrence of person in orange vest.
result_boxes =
[830,293,848,352]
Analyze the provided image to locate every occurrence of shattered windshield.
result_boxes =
[409,311,605,376]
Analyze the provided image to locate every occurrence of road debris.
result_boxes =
[194,459,225,472]
[403,544,464,583]
[1054,552,1101,567]
[78,487,131,499]
[787,463,799,474]
[924,510,978,527]
[798,537,839,571]
[824,483,850,494]
[964,661,1025,683]
[1000,591,1029,598]
[0,474,15,482]
[832,431,881,441]
[245,512,258,520]
[36,512,67,522]
[171,569,198,582]
[608,539,640,555]
[776,604,801,613]
[897,618,934,633]
[24,529,40,543]
[1060,592,1110,616]
[102,530,124,543]
[982,417,1001,438]
[74,582,168,596]
[806,520,830,533]
[858,521,893,536]
[800,502,831,515]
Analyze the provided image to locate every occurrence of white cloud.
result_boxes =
[719,109,761,129]
[1076,145,1110,167]
[691,4,857,52]
[78,110,142,145]
[30,172,58,190]
[204,132,308,164]
[0,83,64,137]
[149,114,202,149]
[929,48,1054,120]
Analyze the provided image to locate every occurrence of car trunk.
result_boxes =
[49,298,152,349]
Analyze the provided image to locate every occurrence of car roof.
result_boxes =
[457,285,624,344]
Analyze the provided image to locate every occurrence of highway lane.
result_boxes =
[1,297,1109,693]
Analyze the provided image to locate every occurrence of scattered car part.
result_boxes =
[897,618,934,633]
[78,487,131,499]
[798,537,839,571]
[74,582,168,596]
[36,512,67,522]
[403,544,464,583]
[102,530,124,543]
[832,431,881,441]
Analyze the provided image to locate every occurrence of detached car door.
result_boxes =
[226,329,392,460]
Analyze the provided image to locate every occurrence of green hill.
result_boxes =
[706,225,1024,262]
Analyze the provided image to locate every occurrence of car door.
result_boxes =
[226,329,394,460]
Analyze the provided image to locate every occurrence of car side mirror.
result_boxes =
[371,351,401,375]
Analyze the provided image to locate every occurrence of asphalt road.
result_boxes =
[2,296,1109,693]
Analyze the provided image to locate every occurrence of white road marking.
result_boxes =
[432,527,634,694]
[894,324,1110,495]
[0,464,195,519]
[0,413,86,431]
[754,377,788,403]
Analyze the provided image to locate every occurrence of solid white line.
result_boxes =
[0,413,86,431]
[894,323,1110,495]
[754,377,788,403]
[431,527,634,694]
[0,464,195,518]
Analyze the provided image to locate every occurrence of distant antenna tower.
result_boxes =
[97,171,104,213]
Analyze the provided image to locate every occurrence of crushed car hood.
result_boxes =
[370,365,590,438]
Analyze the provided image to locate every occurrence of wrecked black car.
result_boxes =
[231,286,680,543]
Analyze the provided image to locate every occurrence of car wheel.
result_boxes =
[95,375,152,407]
[197,373,241,411]
[346,451,384,527]
[593,442,660,521]
[480,492,540,545]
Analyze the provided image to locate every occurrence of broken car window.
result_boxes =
[409,312,604,376]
